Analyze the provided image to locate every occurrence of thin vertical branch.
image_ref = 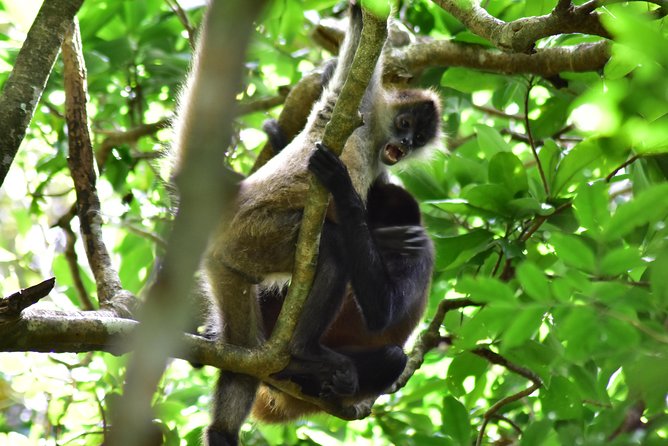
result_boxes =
[524,78,550,197]
[62,19,134,315]
[267,7,389,349]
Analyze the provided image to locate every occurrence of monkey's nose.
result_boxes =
[401,138,410,146]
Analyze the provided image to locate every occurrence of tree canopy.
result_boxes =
[0,0,667,445]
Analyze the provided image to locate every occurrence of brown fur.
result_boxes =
[172,5,442,441]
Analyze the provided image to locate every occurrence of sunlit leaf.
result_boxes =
[602,182,668,240]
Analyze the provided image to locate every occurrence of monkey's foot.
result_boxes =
[272,352,358,399]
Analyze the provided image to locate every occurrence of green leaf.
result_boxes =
[625,354,668,412]
[441,68,505,93]
[599,246,644,276]
[502,306,545,349]
[540,376,583,420]
[538,139,561,194]
[447,153,487,186]
[549,233,596,272]
[462,184,513,216]
[475,124,511,153]
[520,419,558,446]
[650,246,668,305]
[508,197,553,218]
[602,183,668,240]
[488,152,528,195]
[558,307,600,361]
[573,181,610,235]
[441,396,471,446]
[454,306,518,349]
[531,95,573,140]
[446,353,488,397]
[432,229,494,270]
[553,140,603,195]
[516,261,551,301]
[456,276,515,303]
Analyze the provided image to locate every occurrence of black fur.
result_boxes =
[273,143,432,398]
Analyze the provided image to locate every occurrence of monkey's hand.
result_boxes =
[373,226,429,257]
[308,142,354,193]
[272,350,358,399]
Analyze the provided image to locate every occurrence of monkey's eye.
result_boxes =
[415,133,424,145]
[396,115,411,130]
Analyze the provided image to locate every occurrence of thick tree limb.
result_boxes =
[109,1,267,444]
[388,39,610,78]
[433,0,609,53]
[0,0,84,186]
[62,19,136,318]
[0,289,363,422]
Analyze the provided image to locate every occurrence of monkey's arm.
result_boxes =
[308,144,430,331]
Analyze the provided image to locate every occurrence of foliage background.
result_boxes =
[0,0,667,445]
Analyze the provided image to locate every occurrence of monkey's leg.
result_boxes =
[273,222,359,398]
[205,265,262,445]
[206,372,258,446]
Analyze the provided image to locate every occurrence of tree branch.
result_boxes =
[432,0,609,53]
[0,0,84,186]
[472,347,543,446]
[388,298,482,393]
[110,1,267,444]
[265,6,389,351]
[388,39,610,78]
[62,19,136,317]
[95,118,171,169]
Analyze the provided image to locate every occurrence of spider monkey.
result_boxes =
[249,119,434,421]
[172,4,442,445]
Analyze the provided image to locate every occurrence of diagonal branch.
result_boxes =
[432,0,610,53]
[110,1,267,444]
[0,0,84,186]
[266,7,389,350]
[472,347,543,446]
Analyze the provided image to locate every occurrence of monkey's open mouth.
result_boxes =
[382,144,406,165]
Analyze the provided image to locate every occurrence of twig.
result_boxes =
[388,298,482,393]
[473,104,525,121]
[492,414,523,434]
[520,202,573,242]
[59,220,95,310]
[0,278,56,316]
[608,401,645,440]
[164,0,197,50]
[605,154,641,182]
[472,347,543,446]
[237,91,289,115]
[96,118,171,169]
[524,78,550,197]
